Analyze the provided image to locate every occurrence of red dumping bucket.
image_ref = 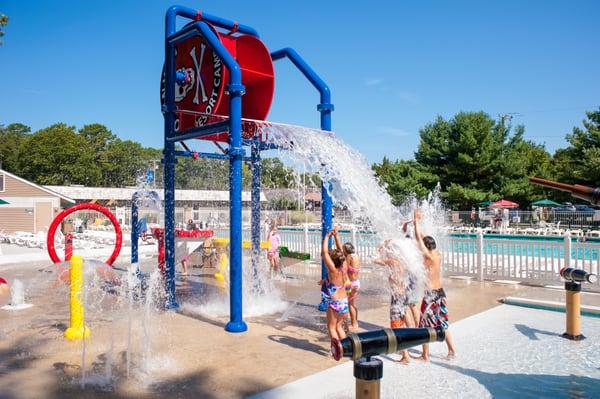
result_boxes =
[161,23,275,142]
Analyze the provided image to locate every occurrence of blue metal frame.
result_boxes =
[271,48,334,296]
[162,5,333,331]
[131,190,161,268]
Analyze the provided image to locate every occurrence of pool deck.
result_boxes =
[252,304,600,399]
[1,256,600,398]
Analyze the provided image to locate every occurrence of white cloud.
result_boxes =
[396,91,420,104]
[364,78,383,86]
[378,127,411,137]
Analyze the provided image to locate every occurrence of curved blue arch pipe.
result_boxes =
[271,48,334,283]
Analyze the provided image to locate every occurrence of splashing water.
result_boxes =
[182,254,288,318]
[1,279,34,310]
[261,122,448,293]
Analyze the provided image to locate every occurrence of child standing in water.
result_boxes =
[322,230,349,341]
[413,209,456,360]
[332,226,361,331]
[374,240,417,364]
[268,226,281,278]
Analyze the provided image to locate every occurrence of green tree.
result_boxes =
[261,157,295,188]
[0,123,30,172]
[102,139,160,186]
[17,123,102,185]
[554,108,600,186]
[374,112,556,209]
[0,13,8,45]
[372,158,437,205]
[415,112,509,208]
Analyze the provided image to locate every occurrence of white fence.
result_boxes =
[212,227,600,291]
[444,233,600,290]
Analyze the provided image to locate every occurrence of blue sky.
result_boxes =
[1,0,599,163]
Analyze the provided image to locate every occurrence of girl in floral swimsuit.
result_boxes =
[321,230,349,341]
[332,226,361,331]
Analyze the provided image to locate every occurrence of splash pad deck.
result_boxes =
[252,304,600,399]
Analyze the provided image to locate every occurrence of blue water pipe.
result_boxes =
[131,190,161,267]
[271,48,334,312]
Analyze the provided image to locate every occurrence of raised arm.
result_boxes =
[333,225,343,251]
[413,209,430,255]
[321,231,336,273]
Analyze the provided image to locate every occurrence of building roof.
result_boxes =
[0,168,75,203]
[44,185,267,202]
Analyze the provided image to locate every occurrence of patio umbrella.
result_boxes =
[0,198,9,205]
[531,199,560,207]
[478,200,493,207]
[490,199,519,208]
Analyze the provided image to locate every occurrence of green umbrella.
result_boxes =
[0,198,9,205]
[531,199,560,207]
[478,200,493,207]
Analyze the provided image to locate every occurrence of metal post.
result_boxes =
[354,357,383,399]
[477,229,484,281]
[251,143,262,281]
[563,281,584,340]
[131,195,139,265]
[163,24,179,310]
[225,78,248,333]
[320,106,333,281]
[564,230,572,270]
[303,223,309,254]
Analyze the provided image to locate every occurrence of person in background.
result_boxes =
[268,226,281,277]
[413,209,456,360]
[374,239,416,364]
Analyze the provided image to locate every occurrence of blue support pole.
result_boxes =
[271,48,334,311]
[163,12,179,310]
[250,143,262,282]
[166,19,248,331]
[226,79,248,333]
[131,194,139,265]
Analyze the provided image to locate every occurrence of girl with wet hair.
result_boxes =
[333,226,361,331]
[321,230,349,342]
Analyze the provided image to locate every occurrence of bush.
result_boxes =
[290,211,316,225]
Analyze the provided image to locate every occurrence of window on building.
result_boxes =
[193,204,200,221]
[0,172,4,192]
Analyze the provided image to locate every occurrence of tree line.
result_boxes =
[2,108,598,210]
[373,108,600,209]
[0,122,319,191]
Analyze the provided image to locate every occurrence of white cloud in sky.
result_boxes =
[396,91,420,104]
[377,126,411,137]
[364,78,383,86]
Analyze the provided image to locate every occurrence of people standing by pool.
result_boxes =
[321,230,349,342]
[413,209,456,360]
[268,226,281,278]
[332,225,361,331]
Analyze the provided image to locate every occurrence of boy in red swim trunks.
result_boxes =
[413,209,456,360]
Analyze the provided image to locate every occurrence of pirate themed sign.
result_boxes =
[161,23,275,142]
